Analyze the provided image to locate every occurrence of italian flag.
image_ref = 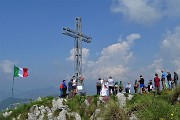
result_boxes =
[14,66,28,77]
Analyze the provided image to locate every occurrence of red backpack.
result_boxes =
[60,84,63,89]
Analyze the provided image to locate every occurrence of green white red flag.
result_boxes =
[13,65,28,77]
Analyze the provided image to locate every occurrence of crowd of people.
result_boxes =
[59,70,179,98]
[59,76,84,98]
[96,70,179,96]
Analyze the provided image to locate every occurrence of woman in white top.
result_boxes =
[100,79,109,96]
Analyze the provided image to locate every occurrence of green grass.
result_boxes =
[1,86,180,120]
[98,97,129,120]
[126,86,180,120]
[2,96,53,120]
[64,95,99,119]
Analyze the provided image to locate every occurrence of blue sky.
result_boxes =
[0,0,180,95]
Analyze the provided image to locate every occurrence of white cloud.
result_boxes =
[82,34,141,80]
[66,48,90,64]
[0,60,15,74]
[145,25,180,79]
[146,59,164,76]
[172,57,180,74]
[66,49,74,61]
[160,26,180,72]
[111,0,180,24]
[161,26,180,57]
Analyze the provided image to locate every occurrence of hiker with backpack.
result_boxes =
[59,80,67,98]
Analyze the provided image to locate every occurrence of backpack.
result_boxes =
[60,83,63,89]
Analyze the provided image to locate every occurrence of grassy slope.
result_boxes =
[0,86,179,120]
[126,87,180,120]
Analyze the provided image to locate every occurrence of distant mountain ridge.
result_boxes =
[0,86,59,111]
[0,90,10,102]
[0,85,96,111]
[15,86,59,99]
[0,86,59,101]
[0,97,29,111]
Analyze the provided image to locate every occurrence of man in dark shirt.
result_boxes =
[68,79,73,97]
[166,71,172,89]
[154,73,160,95]
[96,78,102,95]
[139,75,144,94]
[174,72,178,88]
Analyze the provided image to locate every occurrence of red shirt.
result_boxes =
[154,76,160,87]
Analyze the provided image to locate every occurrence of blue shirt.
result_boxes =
[62,82,67,88]
[162,71,166,79]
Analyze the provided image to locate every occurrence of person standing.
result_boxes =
[68,79,73,96]
[108,76,114,95]
[125,82,131,93]
[139,75,145,94]
[161,70,166,89]
[148,80,153,92]
[174,72,178,88]
[72,76,77,96]
[114,82,119,95]
[154,73,160,95]
[62,80,67,97]
[96,78,102,95]
[166,71,172,89]
[59,80,67,98]
[119,81,124,93]
[101,79,109,96]
[133,80,139,93]
[59,81,63,98]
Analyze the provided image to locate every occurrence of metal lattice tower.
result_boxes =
[63,17,92,84]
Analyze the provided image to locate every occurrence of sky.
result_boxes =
[1,0,180,95]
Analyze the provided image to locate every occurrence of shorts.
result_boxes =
[140,84,144,88]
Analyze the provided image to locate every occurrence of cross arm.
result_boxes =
[63,27,92,43]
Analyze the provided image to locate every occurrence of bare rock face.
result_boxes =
[3,111,12,118]
[2,94,138,120]
[116,93,127,107]
[26,98,81,120]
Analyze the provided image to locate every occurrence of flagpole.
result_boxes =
[12,76,15,97]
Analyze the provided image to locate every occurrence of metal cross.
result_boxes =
[63,17,92,87]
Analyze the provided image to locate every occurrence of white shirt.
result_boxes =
[72,79,76,86]
[108,78,114,87]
